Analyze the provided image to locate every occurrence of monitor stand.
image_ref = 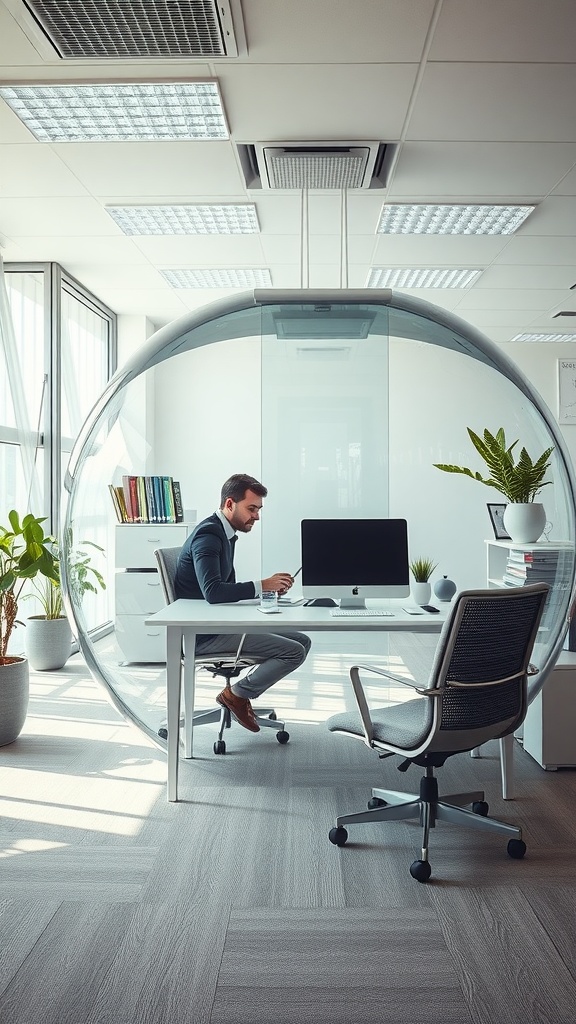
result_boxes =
[339,597,366,609]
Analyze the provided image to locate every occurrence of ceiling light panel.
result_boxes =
[367,268,483,288]
[511,333,576,343]
[0,82,228,142]
[161,268,272,288]
[377,204,535,235]
[107,205,259,235]
[22,1,238,58]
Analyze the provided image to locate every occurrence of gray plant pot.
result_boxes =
[0,656,29,746]
[24,616,73,671]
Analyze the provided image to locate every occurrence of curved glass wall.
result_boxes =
[61,289,576,745]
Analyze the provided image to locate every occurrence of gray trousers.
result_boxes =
[196,631,312,700]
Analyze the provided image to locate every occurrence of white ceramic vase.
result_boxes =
[503,503,546,545]
[412,581,432,606]
[24,615,72,671]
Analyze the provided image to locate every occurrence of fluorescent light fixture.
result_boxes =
[161,268,272,287]
[377,204,534,235]
[106,204,259,235]
[367,267,482,288]
[511,333,576,343]
[0,81,228,142]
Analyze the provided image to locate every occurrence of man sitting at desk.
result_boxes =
[175,473,311,733]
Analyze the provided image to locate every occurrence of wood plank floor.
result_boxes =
[1,637,576,1023]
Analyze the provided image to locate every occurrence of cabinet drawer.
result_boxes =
[115,615,166,663]
[115,571,165,614]
[115,525,190,568]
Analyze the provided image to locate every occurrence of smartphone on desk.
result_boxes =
[421,605,440,613]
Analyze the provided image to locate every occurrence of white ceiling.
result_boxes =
[0,0,575,340]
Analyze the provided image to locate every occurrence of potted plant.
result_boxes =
[434,427,554,543]
[409,556,438,606]
[0,510,58,745]
[24,533,106,671]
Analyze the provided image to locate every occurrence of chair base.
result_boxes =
[158,704,287,754]
[331,771,524,881]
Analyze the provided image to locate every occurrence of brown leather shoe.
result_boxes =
[216,688,260,733]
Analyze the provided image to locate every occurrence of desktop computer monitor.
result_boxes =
[300,518,410,608]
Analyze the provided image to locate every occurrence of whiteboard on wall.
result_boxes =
[558,359,576,424]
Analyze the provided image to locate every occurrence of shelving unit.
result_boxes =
[485,538,576,771]
[115,522,193,663]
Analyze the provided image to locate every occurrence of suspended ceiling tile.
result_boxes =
[493,236,576,265]
[132,234,266,264]
[0,196,119,235]
[429,0,576,62]
[408,64,576,143]
[1,234,147,265]
[0,4,48,64]
[518,197,576,235]
[371,233,508,264]
[551,166,576,196]
[218,64,417,140]
[474,265,576,290]
[90,286,189,321]
[243,0,435,62]
[457,288,570,311]
[462,308,551,327]
[52,141,243,196]
[388,142,576,197]
[0,144,91,197]
[260,235,301,264]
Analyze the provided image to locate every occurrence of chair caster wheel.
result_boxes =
[329,826,348,847]
[213,740,226,755]
[507,838,526,859]
[268,711,277,720]
[368,797,387,810]
[276,730,290,744]
[472,800,489,816]
[158,727,168,740]
[410,859,432,883]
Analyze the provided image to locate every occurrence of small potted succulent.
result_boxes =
[409,556,438,607]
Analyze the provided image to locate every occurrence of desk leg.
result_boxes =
[166,625,182,802]
[500,733,514,800]
[183,631,196,759]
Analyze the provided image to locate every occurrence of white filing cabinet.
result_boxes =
[115,523,193,662]
[522,651,576,770]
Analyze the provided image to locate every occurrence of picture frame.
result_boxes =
[557,358,576,424]
[487,502,510,540]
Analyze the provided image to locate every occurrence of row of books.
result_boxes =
[501,547,560,587]
[109,475,184,523]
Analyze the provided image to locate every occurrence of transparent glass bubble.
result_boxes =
[61,290,576,748]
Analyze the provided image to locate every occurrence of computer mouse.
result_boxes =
[306,597,338,607]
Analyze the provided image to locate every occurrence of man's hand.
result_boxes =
[262,572,294,595]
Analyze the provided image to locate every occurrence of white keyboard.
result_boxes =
[330,608,394,618]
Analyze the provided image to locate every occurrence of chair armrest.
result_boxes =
[352,663,422,691]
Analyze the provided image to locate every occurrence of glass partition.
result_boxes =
[62,290,576,744]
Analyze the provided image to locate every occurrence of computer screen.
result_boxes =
[300,518,410,608]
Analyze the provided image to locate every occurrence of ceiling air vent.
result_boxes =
[238,141,395,190]
[553,311,576,317]
[21,0,242,58]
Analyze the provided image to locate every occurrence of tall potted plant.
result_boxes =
[434,427,554,543]
[24,534,106,671]
[0,511,58,744]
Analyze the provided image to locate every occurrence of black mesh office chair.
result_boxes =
[326,584,549,882]
[154,546,289,755]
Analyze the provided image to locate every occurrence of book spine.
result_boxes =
[144,476,156,522]
[172,481,184,522]
[163,476,176,523]
[154,475,166,522]
[122,475,135,522]
[115,486,129,523]
[128,476,140,522]
[108,484,122,522]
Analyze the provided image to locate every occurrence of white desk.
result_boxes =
[146,599,446,801]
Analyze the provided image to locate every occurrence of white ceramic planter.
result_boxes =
[412,581,432,606]
[24,616,72,671]
[503,503,546,545]
[0,656,29,745]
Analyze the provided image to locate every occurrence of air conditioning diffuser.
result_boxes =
[239,141,394,190]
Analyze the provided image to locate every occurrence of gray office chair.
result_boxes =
[154,546,288,755]
[326,583,549,882]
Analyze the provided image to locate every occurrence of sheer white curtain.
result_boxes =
[0,256,43,514]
